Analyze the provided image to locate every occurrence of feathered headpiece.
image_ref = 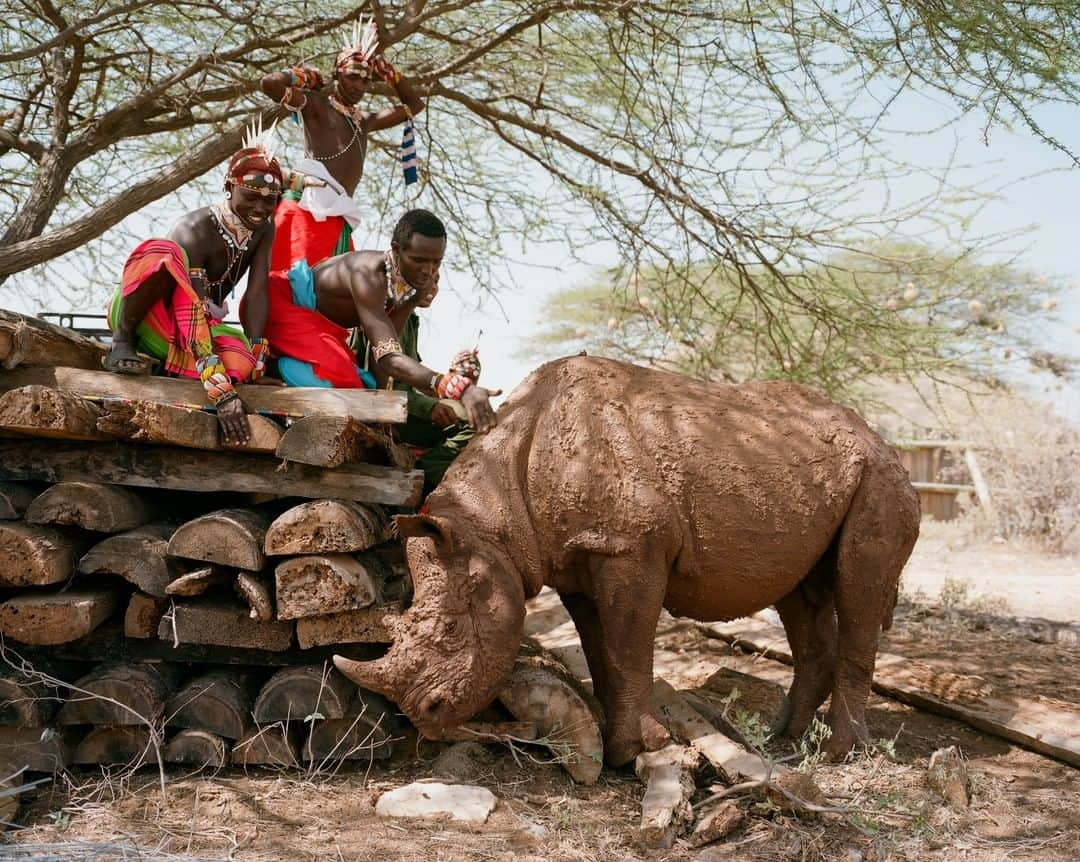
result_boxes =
[226,117,283,196]
[336,16,379,76]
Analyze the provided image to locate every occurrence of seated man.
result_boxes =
[260,18,425,272]
[260,208,499,459]
[354,284,480,494]
[105,129,282,444]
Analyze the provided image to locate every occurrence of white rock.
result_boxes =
[375,781,497,823]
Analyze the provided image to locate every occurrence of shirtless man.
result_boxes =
[260,18,425,271]
[264,209,499,434]
[105,136,282,444]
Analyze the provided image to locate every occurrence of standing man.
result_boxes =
[104,130,282,445]
[260,19,425,272]
[262,209,499,473]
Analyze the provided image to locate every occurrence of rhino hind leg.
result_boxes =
[773,552,838,738]
[824,462,919,759]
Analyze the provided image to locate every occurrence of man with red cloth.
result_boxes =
[104,125,282,445]
[262,209,498,449]
[260,18,425,272]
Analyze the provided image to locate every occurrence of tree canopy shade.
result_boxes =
[1,0,1078,328]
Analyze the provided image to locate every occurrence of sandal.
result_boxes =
[101,341,151,375]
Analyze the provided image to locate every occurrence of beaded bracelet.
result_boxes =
[436,371,472,400]
[196,353,236,406]
[250,338,271,380]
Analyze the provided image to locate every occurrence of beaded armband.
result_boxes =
[370,55,402,85]
[436,371,472,401]
[196,353,236,406]
[280,87,308,113]
[250,338,271,380]
[289,66,324,90]
[372,338,403,362]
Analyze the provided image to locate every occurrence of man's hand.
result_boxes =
[460,385,501,433]
[217,397,250,445]
[428,402,460,428]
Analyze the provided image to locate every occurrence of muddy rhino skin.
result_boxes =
[336,356,920,765]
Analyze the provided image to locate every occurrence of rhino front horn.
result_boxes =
[332,654,399,698]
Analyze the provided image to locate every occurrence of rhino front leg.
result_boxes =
[578,553,668,768]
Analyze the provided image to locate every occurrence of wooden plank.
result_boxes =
[274,554,382,620]
[0,309,107,371]
[26,481,155,533]
[160,600,294,652]
[0,365,407,423]
[910,481,975,493]
[168,508,270,571]
[295,602,403,648]
[95,398,283,454]
[265,500,388,556]
[964,448,994,516]
[702,619,1080,768]
[650,678,776,784]
[17,621,383,668]
[252,665,356,722]
[635,744,700,849]
[0,522,85,587]
[891,439,976,450]
[165,565,232,597]
[0,384,108,441]
[0,439,424,506]
[0,589,119,645]
[79,524,180,598]
[58,662,181,726]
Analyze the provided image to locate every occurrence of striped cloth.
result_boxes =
[401,118,418,185]
[108,239,255,381]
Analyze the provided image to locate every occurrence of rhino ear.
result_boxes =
[394,513,453,548]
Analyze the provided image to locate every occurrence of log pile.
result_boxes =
[0,310,414,772]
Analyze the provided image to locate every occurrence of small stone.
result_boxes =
[767,770,827,813]
[927,746,969,809]
[432,741,495,783]
[841,850,863,862]
[375,781,497,823]
[689,800,743,847]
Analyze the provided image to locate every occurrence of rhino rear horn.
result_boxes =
[394,513,453,548]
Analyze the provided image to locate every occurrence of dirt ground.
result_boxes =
[4,524,1078,862]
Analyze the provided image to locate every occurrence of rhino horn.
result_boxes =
[332,653,401,699]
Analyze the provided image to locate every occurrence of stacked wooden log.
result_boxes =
[0,310,414,772]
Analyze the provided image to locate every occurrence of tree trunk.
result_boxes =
[168,508,271,571]
[79,523,180,598]
[274,554,384,620]
[57,661,181,725]
[0,522,87,586]
[0,385,107,441]
[163,729,228,768]
[166,669,257,740]
[0,309,106,371]
[25,481,155,533]
[252,665,357,723]
[264,500,388,556]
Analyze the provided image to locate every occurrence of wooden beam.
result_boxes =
[57,662,181,726]
[0,589,121,645]
[0,384,108,441]
[160,600,295,652]
[0,309,107,371]
[910,481,976,493]
[265,500,388,556]
[295,602,403,648]
[0,438,425,506]
[168,508,271,571]
[26,481,156,533]
[0,365,407,423]
[0,522,86,587]
[274,554,382,620]
[79,524,180,598]
[166,670,257,740]
[964,448,995,516]
[702,618,1080,768]
[95,398,283,454]
[635,744,700,849]
[252,665,356,722]
[275,415,389,468]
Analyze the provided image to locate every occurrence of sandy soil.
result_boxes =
[5,526,1078,861]
[899,521,1079,622]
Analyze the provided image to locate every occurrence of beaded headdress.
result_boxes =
[225,118,283,196]
[336,16,379,76]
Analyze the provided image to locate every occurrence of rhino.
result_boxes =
[335,356,920,765]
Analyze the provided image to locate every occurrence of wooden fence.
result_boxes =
[890,439,993,521]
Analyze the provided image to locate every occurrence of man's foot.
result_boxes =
[101,341,150,375]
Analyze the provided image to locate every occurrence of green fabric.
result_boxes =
[354,312,472,492]
[332,220,353,256]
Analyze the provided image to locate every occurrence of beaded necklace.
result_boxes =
[306,94,367,163]
[384,249,417,309]
[206,201,253,294]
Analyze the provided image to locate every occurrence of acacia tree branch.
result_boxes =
[0,0,159,63]
[0,110,275,278]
